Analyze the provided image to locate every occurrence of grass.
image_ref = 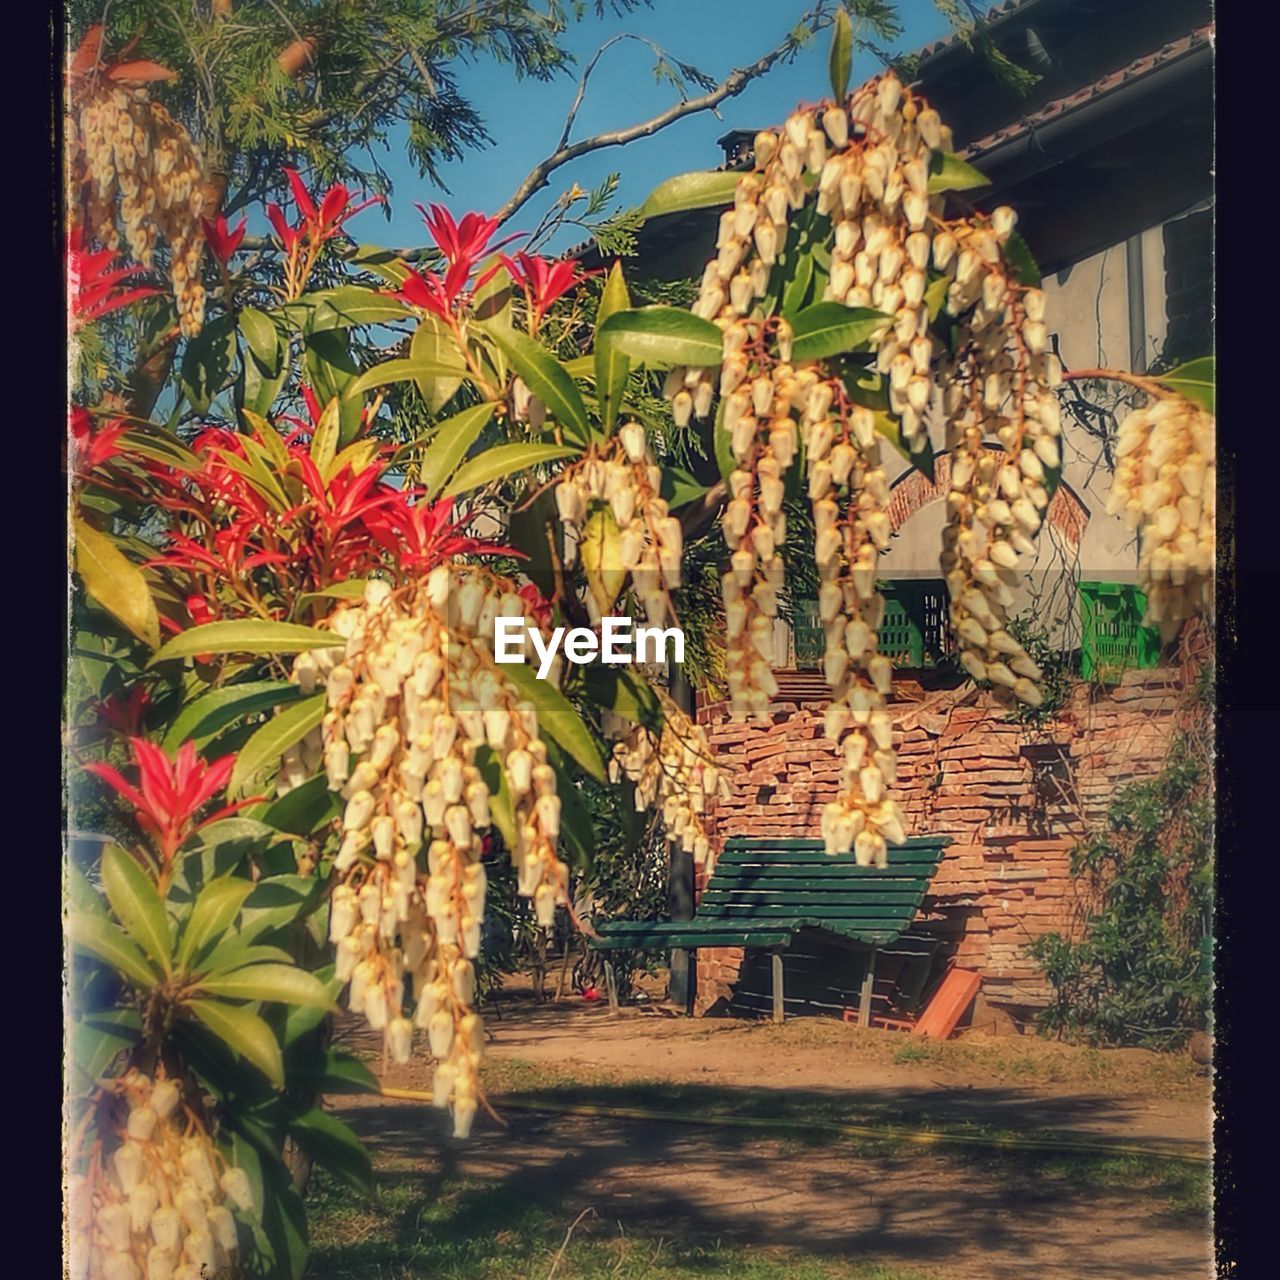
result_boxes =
[305,1167,939,1280]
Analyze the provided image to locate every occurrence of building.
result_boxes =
[585,0,1214,1025]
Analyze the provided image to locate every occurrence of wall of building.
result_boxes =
[691,665,1193,1024]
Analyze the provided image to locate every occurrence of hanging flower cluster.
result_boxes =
[809,392,905,863]
[302,575,570,1136]
[1106,392,1215,637]
[607,688,729,867]
[934,226,1057,710]
[68,1069,253,1280]
[648,68,1065,853]
[68,29,207,338]
[555,422,684,625]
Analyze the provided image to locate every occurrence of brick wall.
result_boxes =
[692,667,1191,1020]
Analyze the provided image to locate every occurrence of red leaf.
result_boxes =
[70,25,105,78]
[106,59,178,85]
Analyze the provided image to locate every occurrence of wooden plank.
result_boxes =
[717,849,945,867]
[696,904,920,921]
[913,968,982,1039]
[591,930,793,950]
[700,887,928,905]
[772,952,785,1024]
[604,960,619,1016]
[858,947,877,1028]
[716,864,940,879]
[722,837,951,852]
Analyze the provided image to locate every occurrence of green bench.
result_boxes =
[590,836,950,1022]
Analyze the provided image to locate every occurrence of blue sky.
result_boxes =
[341,1,953,255]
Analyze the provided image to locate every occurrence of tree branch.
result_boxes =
[491,9,822,228]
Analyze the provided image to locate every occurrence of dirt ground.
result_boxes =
[321,987,1213,1279]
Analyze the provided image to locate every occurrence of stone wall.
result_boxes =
[691,667,1191,1022]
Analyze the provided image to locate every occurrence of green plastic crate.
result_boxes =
[1079,581,1161,682]
[791,581,951,669]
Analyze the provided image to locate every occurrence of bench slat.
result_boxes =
[589,837,948,952]
[701,880,931,901]
[717,849,944,867]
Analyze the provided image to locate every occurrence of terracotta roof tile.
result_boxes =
[960,23,1214,158]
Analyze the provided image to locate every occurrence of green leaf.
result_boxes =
[871,409,935,483]
[1003,230,1042,287]
[472,256,514,326]
[346,244,413,286]
[286,1047,379,1096]
[595,262,633,431]
[580,507,626,617]
[251,774,340,837]
[149,621,340,665]
[297,579,370,605]
[506,488,560,602]
[162,680,303,753]
[346,355,467,399]
[659,466,709,511]
[789,303,890,363]
[198,963,334,1009]
[101,845,172,974]
[924,274,951,324]
[927,152,992,195]
[780,249,815,321]
[286,1107,373,1198]
[1155,357,1215,413]
[73,518,160,649]
[490,327,591,444]
[236,876,324,945]
[829,8,854,101]
[239,308,283,375]
[307,286,412,331]
[495,662,606,782]
[713,394,734,483]
[199,939,296,973]
[411,311,468,412]
[640,170,740,220]
[418,402,496,496]
[66,861,104,914]
[170,818,281,902]
[260,1159,309,1279]
[580,666,663,730]
[67,913,159,989]
[117,430,201,475]
[228,694,326,798]
[309,396,341,475]
[178,877,256,970]
[596,307,724,369]
[443,443,577,496]
[181,314,238,413]
[239,346,290,418]
[547,755,593,872]
[474,745,519,851]
[71,1009,142,1083]
[185,999,285,1089]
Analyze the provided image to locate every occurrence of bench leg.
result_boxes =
[772,952,785,1024]
[858,947,877,1028]
[604,960,619,1016]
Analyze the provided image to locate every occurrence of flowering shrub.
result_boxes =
[65,14,1214,1277]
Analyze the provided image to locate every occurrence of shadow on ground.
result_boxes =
[311,1080,1210,1280]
